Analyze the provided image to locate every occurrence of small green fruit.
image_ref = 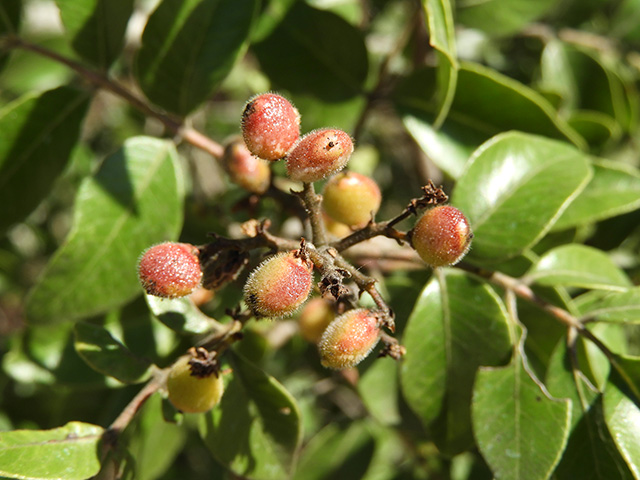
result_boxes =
[318,308,381,369]
[323,171,381,228]
[166,355,224,413]
[138,243,202,298]
[286,128,353,182]
[244,251,314,318]
[411,205,472,267]
[222,140,271,194]
[298,297,336,343]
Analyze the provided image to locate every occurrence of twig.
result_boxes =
[298,182,328,246]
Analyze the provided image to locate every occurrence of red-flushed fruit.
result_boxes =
[286,128,353,182]
[244,251,314,318]
[323,171,381,228]
[138,242,202,298]
[241,93,300,161]
[298,297,336,343]
[411,205,473,267]
[222,140,271,194]
[318,308,381,369]
[166,355,224,413]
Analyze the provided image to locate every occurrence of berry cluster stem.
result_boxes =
[300,182,328,246]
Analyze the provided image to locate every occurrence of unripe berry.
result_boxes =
[286,128,353,182]
[411,205,473,267]
[222,140,271,194]
[244,251,314,318]
[166,355,224,413]
[323,171,382,228]
[298,298,335,343]
[241,93,300,161]
[318,308,381,369]
[138,242,202,298]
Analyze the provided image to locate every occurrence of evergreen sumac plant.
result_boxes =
[3,1,640,479]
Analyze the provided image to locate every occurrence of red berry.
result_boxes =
[138,242,202,298]
[298,297,335,343]
[318,308,381,369]
[286,128,353,182]
[323,171,381,228]
[222,140,271,194]
[241,93,300,161]
[411,205,473,267]
[244,251,314,318]
[166,355,224,413]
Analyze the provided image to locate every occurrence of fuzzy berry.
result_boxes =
[318,308,381,369]
[411,205,473,267]
[166,355,224,413]
[244,251,314,318]
[298,297,335,343]
[241,93,300,161]
[286,128,353,182]
[138,242,202,298]
[222,140,271,194]
[323,171,381,228]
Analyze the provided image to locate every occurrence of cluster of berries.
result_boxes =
[136,92,473,413]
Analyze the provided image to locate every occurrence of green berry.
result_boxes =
[241,93,300,161]
[138,242,202,298]
[323,171,381,228]
[411,205,472,267]
[244,251,314,318]
[298,297,335,343]
[222,140,271,194]
[166,355,224,413]
[286,128,353,182]
[318,308,381,369]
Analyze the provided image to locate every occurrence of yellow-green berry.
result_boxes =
[166,355,224,413]
[323,171,381,228]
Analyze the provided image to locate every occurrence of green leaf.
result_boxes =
[0,422,103,480]
[553,160,640,230]
[611,354,640,404]
[55,0,134,68]
[0,86,89,234]
[26,137,184,324]
[525,244,632,291]
[400,270,512,454]
[358,358,400,426]
[604,371,640,478]
[145,294,220,335]
[252,2,368,102]
[421,0,457,127]
[136,0,257,116]
[577,287,640,323]
[472,357,571,480]
[200,351,302,480]
[452,132,592,263]
[456,0,556,37]
[74,321,152,383]
[567,110,622,148]
[0,0,21,73]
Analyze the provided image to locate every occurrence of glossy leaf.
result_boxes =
[136,0,257,116]
[576,287,640,324]
[526,244,632,291]
[452,132,592,262]
[74,321,152,383]
[567,110,621,148]
[553,160,640,230]
[456,0,556,37]
[611,354,640,403]
[472,357,571,480]
[421,0,457,127]
[200,351,302,480]
[0,86,89,234]
[400,270,512,454]
[55,0,134,68]
[0,422,103,480]
[252,2,368,102]
[26,137,184,324]
[145,294,220,335]
[358,358,401,426]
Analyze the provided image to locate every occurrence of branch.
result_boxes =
[297,182,328,246]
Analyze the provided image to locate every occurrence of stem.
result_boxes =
[300,182,328,246]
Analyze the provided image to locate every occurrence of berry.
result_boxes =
[138,242,202,298]
[323,171,381,228]
[298,297,335,343]
[222,140,271,194]
[244,251,314,318]
[318,308,381,369]
[286,128,353,182]
[241,93,300,161]
[166,355,224,413]
[411,205,473,267]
